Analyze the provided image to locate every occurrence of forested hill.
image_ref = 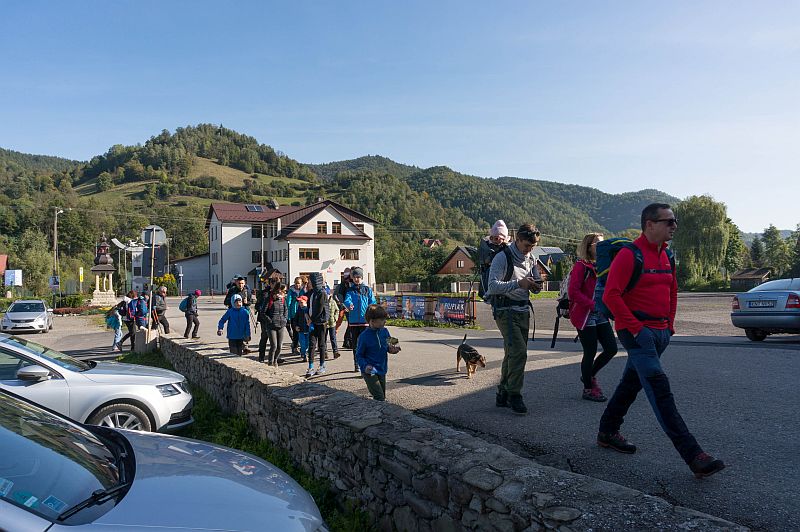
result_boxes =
[309,155,420,180]
[1,147,80,180]
[0,124,682,290]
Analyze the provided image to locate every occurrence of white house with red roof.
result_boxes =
[205,200,376,292]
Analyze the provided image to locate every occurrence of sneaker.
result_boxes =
[318,365,327,375]
[276,357,285,364]
[582,387,607,402]
[597,432,637,454]
[508,394,527,415]
[305,366,316,378]
[354,364,360,373]
[191,336,200,339]
[689,452,725,479]
[291,349,300,356]
[301,354,308,362]
[183,334,189,339]
[496,389,509,408]
[333,351,341,359]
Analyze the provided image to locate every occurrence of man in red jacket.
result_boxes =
[597,203,725,478]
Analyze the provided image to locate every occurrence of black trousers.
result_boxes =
[228,339,245,356]
[120,321,136,350]
[152,311,170,333]
[184,314,199,337]
[308,324,328,366]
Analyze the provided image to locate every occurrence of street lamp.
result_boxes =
[53,208,64,307]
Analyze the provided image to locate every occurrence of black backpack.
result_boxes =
[477,245,515,302]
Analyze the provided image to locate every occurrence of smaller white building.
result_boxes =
[172,253,211,294]
[206,200,377,292]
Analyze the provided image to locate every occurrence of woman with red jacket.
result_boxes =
[568,233,618,402]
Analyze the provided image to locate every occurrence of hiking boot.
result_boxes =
[583,387,607,402]
[333,351,341,359]
[183,334,189,339]
[689,452,725,479]
[508,394,527,415]
[276,357,285,364]
[496,389,509,408]
[597,432,637,454]
[305,366,316,378]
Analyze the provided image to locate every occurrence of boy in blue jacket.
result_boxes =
[217,294,252,356]
[356,304,401,401]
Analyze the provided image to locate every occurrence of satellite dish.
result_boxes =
[141,225,167,246]
[110,238,126,249]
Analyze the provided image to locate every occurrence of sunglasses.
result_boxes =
[518,229,541,239]
[653,218,678,226]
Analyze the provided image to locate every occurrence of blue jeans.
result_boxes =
[113,327,122,347]
[328,326,339,352]
[599,327,702,464]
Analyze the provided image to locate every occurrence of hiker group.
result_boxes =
[477,203,724,478]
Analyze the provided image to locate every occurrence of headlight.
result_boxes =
[157,384,181,397]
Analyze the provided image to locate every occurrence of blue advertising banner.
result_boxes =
[402,295,426,320]
[381,296,399,318]
[435,297,467,325]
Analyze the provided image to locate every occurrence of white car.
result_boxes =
[0,333,192,432]
[1,299,53,333]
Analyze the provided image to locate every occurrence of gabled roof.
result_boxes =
[275,202,372,241]
[731,268,771,280]
[435,246,478,274]
[206,199,378,230]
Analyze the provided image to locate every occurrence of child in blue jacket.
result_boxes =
[217,294,252,356]
[292,295,310,362]
[356,304,401,401]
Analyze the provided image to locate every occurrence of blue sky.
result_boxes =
[1,1,797,232]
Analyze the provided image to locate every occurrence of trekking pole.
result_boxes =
[550,314,560,349]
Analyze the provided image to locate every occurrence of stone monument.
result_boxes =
[90,234,118,306]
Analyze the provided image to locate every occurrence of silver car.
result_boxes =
[731,278,800,341]
[0,333,192,432]
[0,389,327,531]
[0,299,53,333]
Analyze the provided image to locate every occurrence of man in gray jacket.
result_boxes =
[486,223,543,415]
[151,285,170,334]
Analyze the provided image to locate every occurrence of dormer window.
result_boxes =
[331,222,342,234]
[317,221,327,234]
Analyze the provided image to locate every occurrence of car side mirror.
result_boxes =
[17,365,52,382]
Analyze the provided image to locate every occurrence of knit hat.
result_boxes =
[490,220,509,240]
[297,295,308,303]
[351,267,364,278]
[194,289,202,296]
[343,267,351,279]
[232,294,242,303]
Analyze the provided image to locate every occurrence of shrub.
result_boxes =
[57,295,87,308]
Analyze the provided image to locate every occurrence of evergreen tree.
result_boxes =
[750,236,764,267]
[722,218,746,281]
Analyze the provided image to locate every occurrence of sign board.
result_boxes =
[142,225,167,246]
[435,297,467,325]
[79,267,84,282]
[4,270,22,287]
[380,295,399,318]
[49,276,60,291]
[401,295,425,320]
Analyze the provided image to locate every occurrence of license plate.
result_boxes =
[749,300,775,308]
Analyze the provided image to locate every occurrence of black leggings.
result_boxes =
[577,321,618,388]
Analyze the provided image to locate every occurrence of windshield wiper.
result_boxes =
[57,482,130,521]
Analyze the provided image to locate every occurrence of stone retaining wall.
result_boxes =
[161,337,745,532]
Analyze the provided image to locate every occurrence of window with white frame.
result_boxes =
[457,260,465,268]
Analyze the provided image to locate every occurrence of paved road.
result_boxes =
[33,295,799,531]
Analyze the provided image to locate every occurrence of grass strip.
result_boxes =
[117,350,373,531]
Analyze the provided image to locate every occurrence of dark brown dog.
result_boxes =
[456,334,486,379]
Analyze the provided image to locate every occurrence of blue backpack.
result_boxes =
[178,296,190,312]
[594,237,675,320]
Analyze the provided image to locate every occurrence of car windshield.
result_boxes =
[8,302,45,313]
[0,392,120,524]
[0,336,91,372]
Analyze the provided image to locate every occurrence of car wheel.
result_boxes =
[88,403,153,432]
[745,328,767,342]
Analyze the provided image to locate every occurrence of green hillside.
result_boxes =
[0,123,690,291]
